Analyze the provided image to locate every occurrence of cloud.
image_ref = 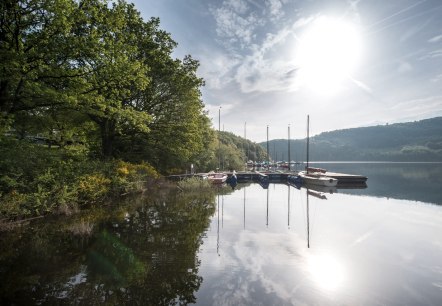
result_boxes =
[208,0,313,93]
[198,52,240,89]
[419,49,442,60]
[350,77,373,94]
[397,61,413,73]
[430,74,442,83]
[204,230,310,305]
[210,0,263,50]
[235,55,300,93]
[428,34,442,43]
[266,0,284,20]
[389,95,442,119]
[400,18,432,42]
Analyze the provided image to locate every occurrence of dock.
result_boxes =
[168,170,367,188]
[321,171,368,186]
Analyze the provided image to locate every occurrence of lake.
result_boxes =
[1,163,441,305]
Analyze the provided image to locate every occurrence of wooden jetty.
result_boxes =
[167,170,367,188]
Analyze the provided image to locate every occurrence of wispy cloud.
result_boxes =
[209,0,309,93]
[419,49,442,60]
[198,52,240,89]
[350,77,373,94]
[428,34,442,43]
[389,95,442,119]
[399,17,432,42]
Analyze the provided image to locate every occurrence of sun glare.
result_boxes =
[307,253,346,291]
[297,16,362,95]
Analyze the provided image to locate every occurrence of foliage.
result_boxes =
[0,138,160,219]
[203,131,268,171]
[1,0,210,163]
[0,0,215,218]
[177,176,212,191]
[77,173,111,204]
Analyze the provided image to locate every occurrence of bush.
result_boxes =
[113,160,159,193]
[0,138,162,219]
[77,173,111,204]
[177,177,212,191]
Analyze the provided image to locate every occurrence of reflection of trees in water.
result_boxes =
[0,189,217,305]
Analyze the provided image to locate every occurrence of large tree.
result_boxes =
[1,0,212,166]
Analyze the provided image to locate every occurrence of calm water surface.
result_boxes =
[1,163,441,305]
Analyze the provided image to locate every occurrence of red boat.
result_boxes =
[207,172,227,184]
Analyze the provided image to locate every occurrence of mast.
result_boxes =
[218,106,221,171]
[306,115,310,173]
[266,125,270,168]
[288,124,291,171]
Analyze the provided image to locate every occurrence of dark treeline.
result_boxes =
[261,117,442,162]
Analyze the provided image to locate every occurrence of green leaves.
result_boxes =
[1,0,213,169]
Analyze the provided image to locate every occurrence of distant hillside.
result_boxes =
[258,117,442,162]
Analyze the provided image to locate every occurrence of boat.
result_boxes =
[300,115,338,187]
[299,171,338,187]
[207,172,228,184]
[226,171,238,189]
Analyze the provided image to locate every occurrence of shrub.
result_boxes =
[113,160,159,193]
[77,173,111,204]
[177,176,212,191]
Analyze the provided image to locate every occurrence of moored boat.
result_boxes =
[207,172,228,184]
[299,171,338,187]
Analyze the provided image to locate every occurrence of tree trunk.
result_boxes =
[100,119,115,159]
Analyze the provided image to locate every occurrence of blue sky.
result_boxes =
[130,0,442,142]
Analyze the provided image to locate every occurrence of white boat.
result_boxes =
[207,172,227,184]
[299,171,338,187]
[299,115,338,187]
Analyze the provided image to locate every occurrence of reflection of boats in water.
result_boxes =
[304,186,328,248]
[307,189,327,200]
[304,183,337,194]
[287,175,302,189]
[258,179,269,189]
[208,172,227,184]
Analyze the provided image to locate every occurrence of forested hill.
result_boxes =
[259,117,442,162]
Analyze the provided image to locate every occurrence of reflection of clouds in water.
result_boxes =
[351,230,374,246]
[208,230,312,305]
[388,206,442,228]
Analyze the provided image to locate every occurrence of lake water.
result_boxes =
[1,163,441,305]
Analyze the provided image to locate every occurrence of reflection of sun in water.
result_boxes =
[307,253,346,291]
[297,16,362,95]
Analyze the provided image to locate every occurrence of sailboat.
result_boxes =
[298,115,338,187]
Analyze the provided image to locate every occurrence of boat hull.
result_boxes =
[299,172,338,187]
[207,173,227,184]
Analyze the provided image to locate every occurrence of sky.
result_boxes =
[129,0,442,142]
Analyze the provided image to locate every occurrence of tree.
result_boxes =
[1,0,213,168]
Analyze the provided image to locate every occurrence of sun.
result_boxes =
[297,16,363,95]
